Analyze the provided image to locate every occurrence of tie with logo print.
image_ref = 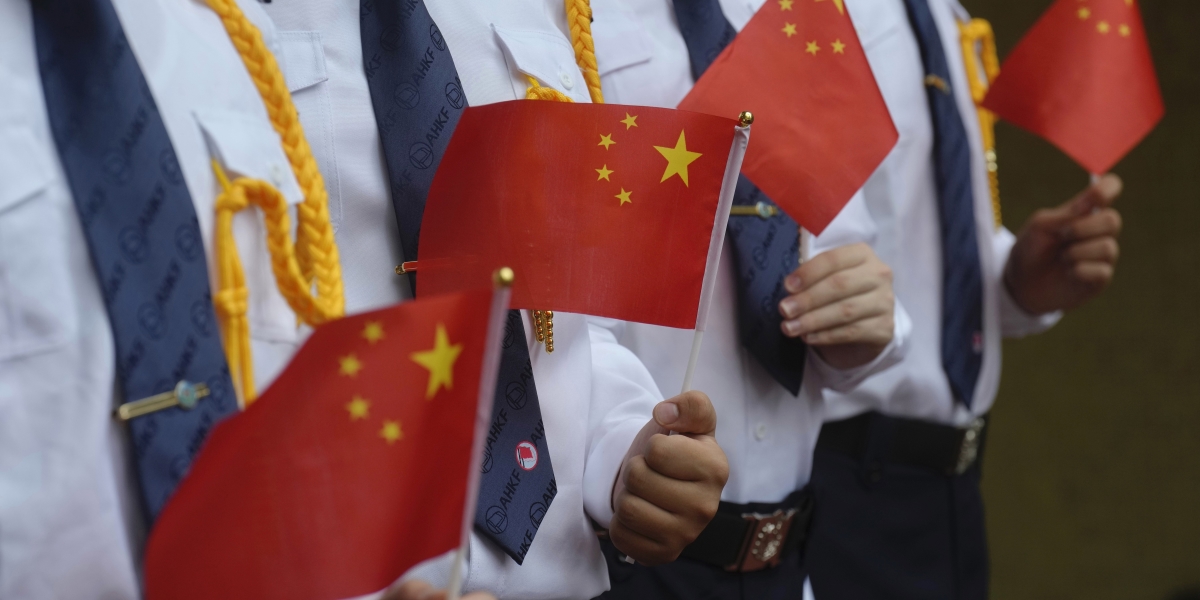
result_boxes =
[32,0,238,519]
[359,0,555,563]
[901,0,984,407]
[673,0,807,394]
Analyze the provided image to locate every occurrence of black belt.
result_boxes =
[678,488,813,573]
[816,411,988,477]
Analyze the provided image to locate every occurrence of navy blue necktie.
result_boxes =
[360,0,555,563]
[901,0,984,407]
[673,0,807,394]
[33,0,238,519]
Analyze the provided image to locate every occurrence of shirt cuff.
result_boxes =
[582,418,645,529]
[992,228,1063,338]
[806,295,911,394]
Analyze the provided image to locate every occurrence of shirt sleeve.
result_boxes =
[991,226,1062,338]
[581,316,662,528]
[802,191,911,392]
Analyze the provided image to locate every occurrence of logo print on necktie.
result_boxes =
[515,441,539,471]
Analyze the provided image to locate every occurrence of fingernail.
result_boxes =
[654,402,680,426]
[785,274,802,293]
[782,320,801,337]
[779,298,798,319]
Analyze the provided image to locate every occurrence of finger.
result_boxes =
[1064,237,1119,264]
[640,433,729,484]
[781,288,890,337]
[654,390,717,436]
[1071,261,1115,286]
[608,514,674,566]
[384,580,438,600]
[802,314,894,347]
[1064,208,1122,242]
[1027,174,1122,233]
[784,243,870,293]
[463,593,498,600]
[779,263,882,320]
[614,486,679,540]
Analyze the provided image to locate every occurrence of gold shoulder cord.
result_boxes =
[959,18,1003,229]
[205,0,346,405]
[518,0,605,353]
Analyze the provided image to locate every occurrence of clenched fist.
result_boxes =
[609,391,729,566]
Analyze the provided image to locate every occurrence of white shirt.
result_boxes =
[590,0,911,506]
[0,0,307,597]
[715,0,1060,426]
[262,2,656,598]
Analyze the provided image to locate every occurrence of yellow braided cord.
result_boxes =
[565,0,604,104]
[205,0,345,404]
[959,18,1003,228]
[525,75,575,102]
[206,0,344,313]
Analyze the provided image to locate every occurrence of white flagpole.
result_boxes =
[447,270,513,600]
[681,113,752,394]
[798,227,812,265]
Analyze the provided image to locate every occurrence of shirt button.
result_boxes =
[754,423,768,441]
[559,72,575,90]
[270,163,286,188]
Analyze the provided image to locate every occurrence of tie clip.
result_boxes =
[730,202,780,219]
[115,380,210,421]
[924,75,951,95]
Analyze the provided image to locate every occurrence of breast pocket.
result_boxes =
[277,30,341,232]
[492,25,592,103]
[0,126,75,359]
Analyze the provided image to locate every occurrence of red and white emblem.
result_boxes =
[972,332,984,354]
[515,441,539,471]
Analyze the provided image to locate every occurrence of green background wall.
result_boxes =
[959,0,1200,597]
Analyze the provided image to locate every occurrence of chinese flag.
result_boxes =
[982,0,1163,174]
[144,289,503,600]
[417,101,739,330]
[678,0,897,234]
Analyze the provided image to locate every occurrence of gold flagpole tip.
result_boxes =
[394,265,404,275]
[738,111,754,127]
[494,266,515,288]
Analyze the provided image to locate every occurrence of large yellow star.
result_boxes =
[779,0,793,9]
[380,420,403,444]
[806,41,820,55]
[831,39,846,54]
[782,23,798,38]
[598,133,616,150]
[621,113,638,129]
[654,130,703,187]
[339,354,363,377]
[615,188,633,205]
[815,0,845,15]
[346,395,370,420]
[596,165,614,181]
[362,321,384,344]
[410,323,463,399]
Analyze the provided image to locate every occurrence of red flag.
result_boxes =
[678,0,898,234]
[416,101,741,330]
[145,288,505,600]
[982,0,1163,174]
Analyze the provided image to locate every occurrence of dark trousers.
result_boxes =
[595,537,807,600]
[805,445,988,600]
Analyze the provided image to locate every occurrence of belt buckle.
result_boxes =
[954,418,986,475]
[732,508,797,572]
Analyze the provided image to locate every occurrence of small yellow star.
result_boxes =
[654,130,704,186]
[779,0,793,9]
[831,39,846,54]
[1097,20,1110,34]
[615,188,633,205]
[1125,0,1133,5]
[410,323,464,399]
[598,133,616,150]
[339,354,363,377]
[362,321,384,344]
[1078,7,1091,19]
[596,165,614,181]
[815,0,845,15]
[346,395,370,420]
[380,420,403,444]
[620,113,638,129]
[806,41,820,56]
[782,22,798,37]
[1119,24,1131,37]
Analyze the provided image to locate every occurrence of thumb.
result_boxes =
[1028,174,1124,233]
[653,390,717,436]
